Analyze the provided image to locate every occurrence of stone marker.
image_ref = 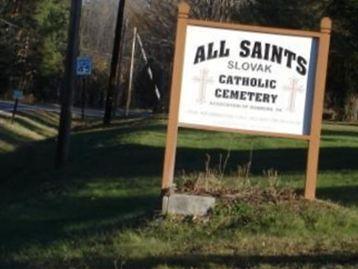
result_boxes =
[162,194,216,216]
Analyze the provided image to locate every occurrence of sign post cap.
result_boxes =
[321,17,332,33]
[179,1,190,16]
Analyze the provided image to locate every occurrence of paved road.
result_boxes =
[0,100,151,118]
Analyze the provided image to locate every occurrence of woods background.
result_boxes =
[0,0,357,120]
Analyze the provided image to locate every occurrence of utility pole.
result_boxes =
[103,0,126,124]
[113,18,129,117]
[56,0,82,168]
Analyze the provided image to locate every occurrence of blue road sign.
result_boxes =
[76,56,92,76]
[12,90,24,100]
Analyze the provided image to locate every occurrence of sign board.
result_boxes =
[76,56,92,76]
[12,90,24,100]
[162,2,332,200]
[179,26,317,136]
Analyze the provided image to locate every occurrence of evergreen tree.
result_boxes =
[0,0,68,100]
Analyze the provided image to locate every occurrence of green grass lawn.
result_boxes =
[0,112,357,269]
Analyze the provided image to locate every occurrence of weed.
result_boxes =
[263,169,279,187]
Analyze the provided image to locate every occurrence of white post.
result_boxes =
[126,27,137,116]
[136,33,161,100]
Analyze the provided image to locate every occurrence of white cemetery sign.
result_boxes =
[179,26,318,136]
[162,2,332,200]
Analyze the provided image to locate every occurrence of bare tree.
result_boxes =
[79,0,247,111]
[122,0,247,109]
[190,0,238,21]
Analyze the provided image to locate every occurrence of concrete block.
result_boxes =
[162,194,216,216]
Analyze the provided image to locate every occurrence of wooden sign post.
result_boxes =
[162,1,331,200]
